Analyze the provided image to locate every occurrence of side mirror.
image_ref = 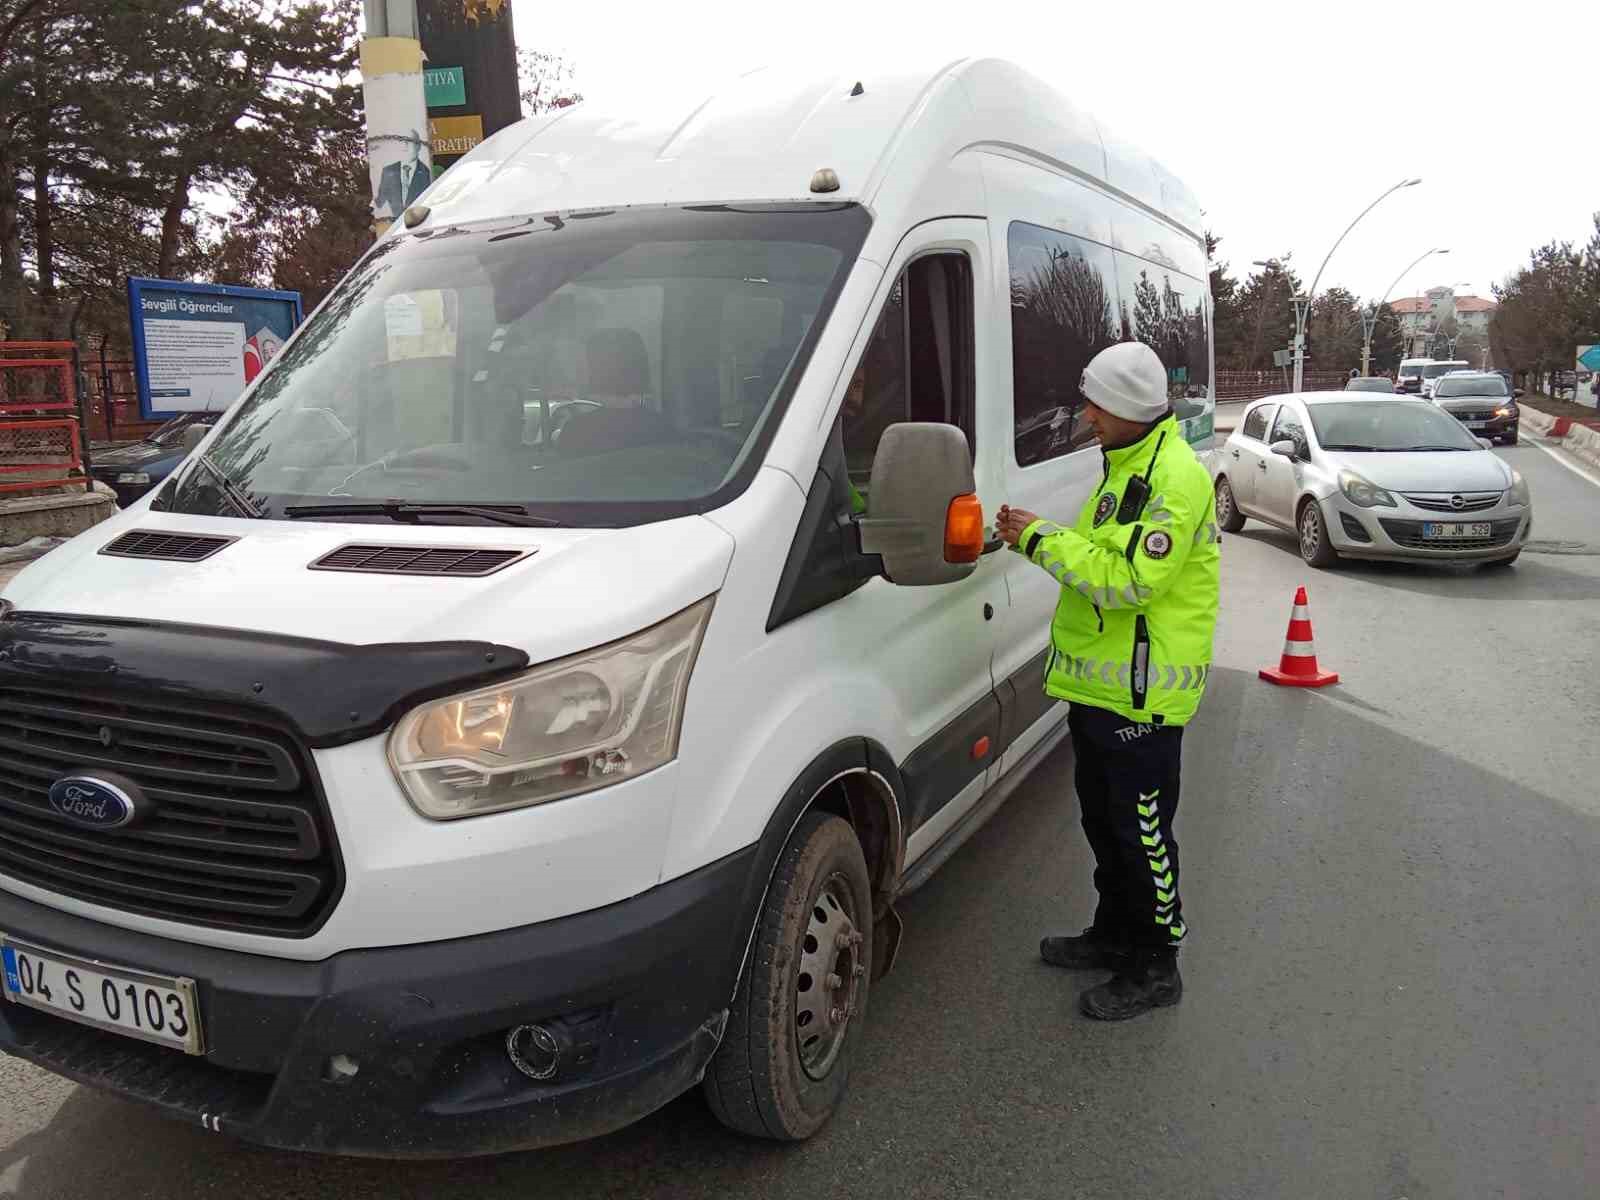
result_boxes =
[1513,388,1524,398]
[856,423,981,586]
[180,424,209,454]
[1269,439,1298,458]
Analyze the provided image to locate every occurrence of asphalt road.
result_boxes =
[3,439,1599,1198]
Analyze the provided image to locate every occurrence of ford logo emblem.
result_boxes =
[47,774,145,830]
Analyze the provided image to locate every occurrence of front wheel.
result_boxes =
[704,811,872,1141]
[1215,475,1246,533]
[1298,499,1340,568]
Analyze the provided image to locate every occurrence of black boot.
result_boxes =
[1040,927,1131,970]
[1080,948,1182,1020]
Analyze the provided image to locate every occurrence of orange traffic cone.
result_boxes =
[1259,586,1339,687]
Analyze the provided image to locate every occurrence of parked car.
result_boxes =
[1431,372,1522,445]
[0,58,1219,1156]
[1212,392,1529,568]
[1344,377,1395,393]
[88,412,219,506]
[1419,359,1471,399]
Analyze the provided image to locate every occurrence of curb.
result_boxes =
[1520,401,1600,471]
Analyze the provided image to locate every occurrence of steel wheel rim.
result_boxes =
[1216,479,1234,524]
[1300,504,1321,559]
[794,873,863,1080]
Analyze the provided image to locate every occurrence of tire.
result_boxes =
[1297,498,1339,569]
[1482,551,1519,569]
[1214,475,1245,533]
[704,811,872,1141]
[1503,431,1519,446]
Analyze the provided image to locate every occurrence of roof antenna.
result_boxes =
[850,81,864,97]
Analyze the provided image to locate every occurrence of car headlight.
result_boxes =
[115,472,151,485]
[1494,405,1516,418]
[1508,469,1530,506]
[389,596,714,820]
[1339,469,1397,508]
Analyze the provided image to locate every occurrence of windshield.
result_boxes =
[1309,401,1484,452]
[148,414,209,448]
[1435,376,1509,398]
[1422,362,1469,379]
[1398,362,1428,378]
[159,204,869,524]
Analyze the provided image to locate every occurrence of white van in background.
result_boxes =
[0,58,1213,1155]
[1397,356,1433,393]
[1420,359,1472,399]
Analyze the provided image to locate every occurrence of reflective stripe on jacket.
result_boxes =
[1018,414,1221,726]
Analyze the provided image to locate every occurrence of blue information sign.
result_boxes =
[126,277,303,420]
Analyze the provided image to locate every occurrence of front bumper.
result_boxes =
[0,846,755,1158]
[1324,496,1530,562]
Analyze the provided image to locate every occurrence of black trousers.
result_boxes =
[1067,703,1187,951]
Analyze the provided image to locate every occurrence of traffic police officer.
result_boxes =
[996,341,1221,1021]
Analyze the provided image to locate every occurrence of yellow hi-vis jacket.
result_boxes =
[1017,414,1221,727]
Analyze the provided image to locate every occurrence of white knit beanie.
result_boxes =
[1080,342,1171,423]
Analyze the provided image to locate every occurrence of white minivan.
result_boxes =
[0,59,1213,1155]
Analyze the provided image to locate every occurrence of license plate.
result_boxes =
[1421,522,1492,540]
[1462,420,1488,429]
[1,936,203,1055]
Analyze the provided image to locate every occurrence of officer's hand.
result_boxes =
[995,505,1039,546]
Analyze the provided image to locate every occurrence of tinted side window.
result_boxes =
[841,254,974,500]
[1117,259,1211,420]
[1241,405,1273,441]
[1009,222,1120,465]
[1270,407,1307,454]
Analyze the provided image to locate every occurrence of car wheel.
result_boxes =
[1298,499,1339,569]
[1215,475,1245,533]
[1482,551,1520,569]
[704,811,872,1141]
[1503,431,1518,446]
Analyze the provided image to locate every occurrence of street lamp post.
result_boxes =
[1292,178,1422,391]
[1362,246,1449,375]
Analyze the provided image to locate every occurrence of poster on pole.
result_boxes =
[126,277,303,420]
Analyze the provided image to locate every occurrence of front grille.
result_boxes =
[100,530,236,562]
[1444,409,1502,423]
[310,544,529,577]
[0,686,341,936]
[1400,491,1503,513]
[1378,517,1522,551]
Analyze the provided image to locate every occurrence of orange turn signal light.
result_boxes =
[944,493,984,564]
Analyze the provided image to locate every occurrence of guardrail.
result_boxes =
[0,341,89,495]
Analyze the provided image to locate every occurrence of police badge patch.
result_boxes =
[1144,529,1173,559]
[1093,493,1116,526]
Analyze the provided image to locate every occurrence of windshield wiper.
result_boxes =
[193,454,265,519]
[1399,445,1472,452]
[1318,443,1375,451]
[282,500,561,528]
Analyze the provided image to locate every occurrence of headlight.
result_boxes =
[1338,469,1397,508]
[389,596,714,820]
[115,472,151,485]
[1494,405,1516,418]
[1508,469,1530,506]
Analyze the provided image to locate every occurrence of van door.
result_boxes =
[832,221,1010,862]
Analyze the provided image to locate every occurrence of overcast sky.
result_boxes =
[512,0,1595,304]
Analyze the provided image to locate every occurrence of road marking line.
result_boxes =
[1533,441,1600,491]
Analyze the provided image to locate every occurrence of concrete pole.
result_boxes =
[361,0,430,236]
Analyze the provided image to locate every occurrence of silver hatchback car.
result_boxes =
[1213,392,1531,568]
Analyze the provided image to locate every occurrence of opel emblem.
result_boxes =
[1450,495,1465,510]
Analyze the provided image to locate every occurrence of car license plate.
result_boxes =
[1462,420,1487,429]
[1421,522,1492,540]
[0,936,203,1055]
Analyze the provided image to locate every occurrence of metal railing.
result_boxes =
[0,341,89,495]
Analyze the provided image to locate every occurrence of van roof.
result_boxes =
[414,58,1202,241]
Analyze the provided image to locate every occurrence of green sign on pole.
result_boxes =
[424,66,466,108]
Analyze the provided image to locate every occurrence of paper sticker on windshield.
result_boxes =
[1093,494,1116,526]
[1144,529,1173,559]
